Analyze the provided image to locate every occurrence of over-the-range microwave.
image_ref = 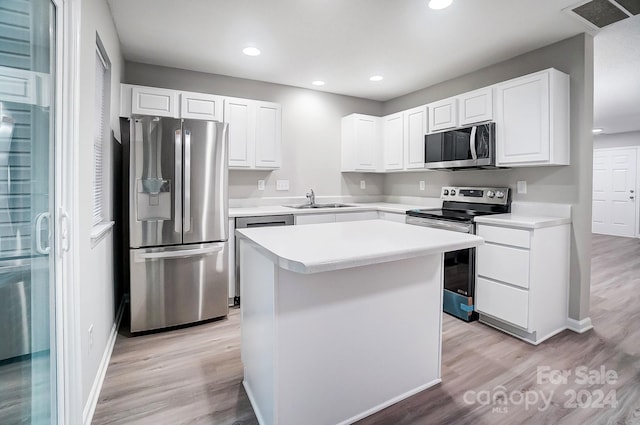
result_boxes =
[424,122,496,170]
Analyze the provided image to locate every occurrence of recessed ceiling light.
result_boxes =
[312,80,325,86]
[242,47,261,56]
[369,75,384,82]
[592,128,604,134]
[429,0,453,10]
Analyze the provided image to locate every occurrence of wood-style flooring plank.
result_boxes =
[92,234,640,425]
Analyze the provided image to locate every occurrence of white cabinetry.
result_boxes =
[383,113,404,171]
[428,97,457,133]
[341,114,381,172]
[495,68,569,166]
[378,211,406,223]
[131,85,179,118]
[224,97,282,169]
[382,106,427,171]
[180,90,223,121]
[475,223,570,345]
[458,87,493,126]
[228,218,236,304]
[295,211,378,225]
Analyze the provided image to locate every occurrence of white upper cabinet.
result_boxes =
[428,97,457,133]
[495,68,569,166]
[383,113,404,171]
[225,97,255,168]
[254,101,282,168]
[404,105,427,169]
[131,86,179,118]
[341,114,381,172]
[180,91,223,121]
[381,106,427,171]
[458,87,493,126]
[224,97,282,170]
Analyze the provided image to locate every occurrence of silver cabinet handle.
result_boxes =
[469,126,477,160]
[184,129,191,232]
[135,245,223,261]
[35,212,51,254]
[174,128,182,234]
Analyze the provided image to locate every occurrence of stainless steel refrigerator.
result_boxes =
[125,116,229,333]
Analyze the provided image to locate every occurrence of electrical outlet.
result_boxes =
[276,180,290,191]
[517,181,527,194]
[419,181,425,191]
[257,180,265,191]
[360,180,366,190]
[88,324,94,352]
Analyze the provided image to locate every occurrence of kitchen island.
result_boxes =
[236,220,483,425]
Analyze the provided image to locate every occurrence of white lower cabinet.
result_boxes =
[228,218,236,304]
[295,214,336,225]
[377,211,406,223]
[475,222,570,345]
[295,210,378,225]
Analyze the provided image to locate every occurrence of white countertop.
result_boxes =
[474,213,571,229]
[236,219,483,274]
[229,202,431,218]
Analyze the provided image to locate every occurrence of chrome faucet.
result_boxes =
[306,189,315,206]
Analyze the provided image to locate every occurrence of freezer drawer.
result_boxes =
[130,242,229,332]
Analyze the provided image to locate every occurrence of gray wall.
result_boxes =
[125,62,385,200]
[594,131,640,149]
[382,34,594,322]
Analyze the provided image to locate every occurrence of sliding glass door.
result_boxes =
[0,0,57,423]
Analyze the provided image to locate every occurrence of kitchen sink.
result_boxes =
[284,203,354,209]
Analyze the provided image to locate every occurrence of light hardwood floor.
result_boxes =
[92,234,640,425]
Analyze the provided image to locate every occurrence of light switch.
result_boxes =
[360,180,366,190]
[419,181,425,191]
[276,180,289,191]
[257,180,265,191]
[517,181,527,194]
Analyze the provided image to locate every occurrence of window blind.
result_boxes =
[93,48,107,226]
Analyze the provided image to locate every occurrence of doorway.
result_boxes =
[592,147,638,237]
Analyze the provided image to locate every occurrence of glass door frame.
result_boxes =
[51,0,81,424]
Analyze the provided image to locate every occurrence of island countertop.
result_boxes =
[236,219,483,274]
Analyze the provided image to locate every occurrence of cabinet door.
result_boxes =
[295,214,336,225]
[254,101,282,168]
[225,97,255,168]
[180,91,223,121]
[404,106,427,169]
[459,88,493,126]
[228,219,236,301]
[131,86,179,118]
[383,113,404,170]
[496,72,550,165]
[428,98,457,132]
[354,116,379,171]
[378,211,406,223]
[335,211,378,222]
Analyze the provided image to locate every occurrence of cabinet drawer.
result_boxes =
[477,243,530,288]
[378,211,406,223]
[476,277,528,329]
[477,225,530,248]
[335,211,378,222]
[295,214,336,225]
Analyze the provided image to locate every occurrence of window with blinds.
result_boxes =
[93,47,108,226]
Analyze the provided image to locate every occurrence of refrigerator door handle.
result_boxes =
[134,245,223,261]
[184,129,191,232]
[174,128,182,234]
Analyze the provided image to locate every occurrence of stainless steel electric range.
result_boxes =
[406,186,511,322]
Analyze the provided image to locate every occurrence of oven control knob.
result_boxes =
[487,190,495,198]
[450,189,456,196]
[443,189,449,196]
[496,191,505,199]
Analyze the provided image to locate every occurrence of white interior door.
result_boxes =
[592,148,638,237]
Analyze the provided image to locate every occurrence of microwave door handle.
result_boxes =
[174,128,182,234]
[469,126,478,160]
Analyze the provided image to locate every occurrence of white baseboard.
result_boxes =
[82,299,126,425]
[567,317,593,334]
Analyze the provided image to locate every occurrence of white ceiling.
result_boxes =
[593,15,640,135]
[107,0,639,134]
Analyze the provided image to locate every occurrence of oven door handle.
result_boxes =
[406,217,472,233]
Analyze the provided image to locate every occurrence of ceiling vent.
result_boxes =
[564,0,638,31]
